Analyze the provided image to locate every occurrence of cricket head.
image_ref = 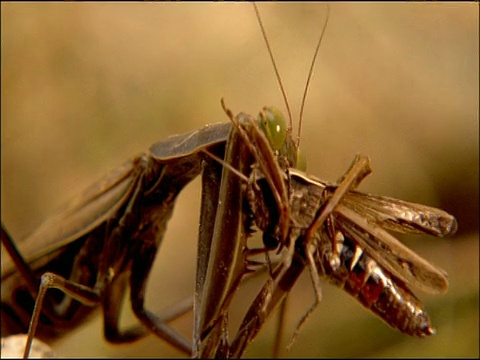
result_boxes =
[246,171,284,251]
[257,106,307,171]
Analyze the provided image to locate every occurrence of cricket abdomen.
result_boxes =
[320,234,435,337]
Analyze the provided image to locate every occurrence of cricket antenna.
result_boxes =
[253,3,293,134]
[297,4,330,147]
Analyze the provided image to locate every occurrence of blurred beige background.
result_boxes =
[1,2,478,358]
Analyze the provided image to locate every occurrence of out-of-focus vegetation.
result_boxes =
[1,3,478,358]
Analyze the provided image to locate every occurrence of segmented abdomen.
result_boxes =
[318,233,434,337]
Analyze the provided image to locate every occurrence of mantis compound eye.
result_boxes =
[258,106,307,171]
[258,106,287,152]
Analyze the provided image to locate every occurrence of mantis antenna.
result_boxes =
[253,3,331,147]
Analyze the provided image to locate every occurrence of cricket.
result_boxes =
[1,3,460,358]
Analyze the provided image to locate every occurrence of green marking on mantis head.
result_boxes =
[257,106,307,171]
[294,146,307,172]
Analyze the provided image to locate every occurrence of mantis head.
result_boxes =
[257,106,307,171]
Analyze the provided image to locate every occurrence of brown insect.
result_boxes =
[192,3,458,357]
[1,3,462,358]
[225,154,457,357]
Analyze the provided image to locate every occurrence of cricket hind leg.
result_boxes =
[286,155,373,351]
[285,239,323,352]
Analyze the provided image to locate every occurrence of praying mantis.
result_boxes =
[1,5,326,357]
[0,2,472,358]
